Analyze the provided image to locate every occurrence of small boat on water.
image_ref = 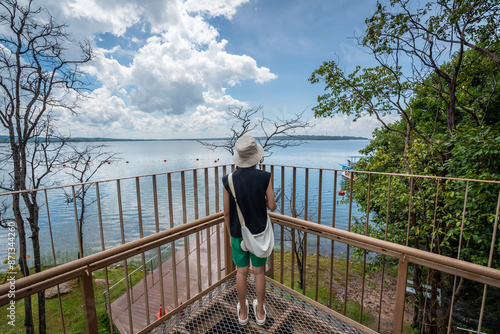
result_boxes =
[340,156,365,180]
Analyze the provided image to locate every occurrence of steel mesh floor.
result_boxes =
[149,274,368,334]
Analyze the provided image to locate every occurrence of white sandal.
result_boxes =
[237,299,249,325]
[253,299,266,326]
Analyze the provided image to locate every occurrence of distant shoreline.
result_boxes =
[0,135,368,143]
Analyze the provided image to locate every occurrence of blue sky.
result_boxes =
[12,0,397,139]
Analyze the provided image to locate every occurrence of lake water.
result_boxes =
[0,139,370,269]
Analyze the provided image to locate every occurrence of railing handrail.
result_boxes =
[262,164,500,184]
[2,162,499,197]
[0,165,227,196]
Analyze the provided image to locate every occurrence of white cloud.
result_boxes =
[183,0,251,19]
[49,0,277,137]
[61,0,142,36]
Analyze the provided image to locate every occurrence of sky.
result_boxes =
[5,0,398,139]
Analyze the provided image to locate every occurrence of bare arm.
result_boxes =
[265,179,277,212]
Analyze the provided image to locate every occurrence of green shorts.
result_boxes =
[231,236,268,268]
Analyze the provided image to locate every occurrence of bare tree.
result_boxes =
[0,1,94,332]
[63,144,118,259]
[199,105,313,160]
[276,181,318,290]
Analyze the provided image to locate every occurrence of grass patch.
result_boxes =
[0,263,146,333]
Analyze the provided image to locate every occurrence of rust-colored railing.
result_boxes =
[0,164,499,333]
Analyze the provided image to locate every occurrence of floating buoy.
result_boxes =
[63,164,66,167]
[196,158,199,161]
[108,161,111,164]
[338,190,345,196]
[126,161,129,163]
[164,160,167,162]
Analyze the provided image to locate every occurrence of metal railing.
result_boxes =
[0,164,498,333]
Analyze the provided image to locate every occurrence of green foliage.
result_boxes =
[311,2,500,331]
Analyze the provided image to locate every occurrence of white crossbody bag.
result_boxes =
[228,173,274,258]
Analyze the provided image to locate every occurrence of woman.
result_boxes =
[222,136,277,326]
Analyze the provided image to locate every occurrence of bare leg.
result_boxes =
[253,264,266,321]
[236,266,249,320]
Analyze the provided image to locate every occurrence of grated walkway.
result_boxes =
[149,273,370,334]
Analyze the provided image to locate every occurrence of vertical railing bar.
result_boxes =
[315,169,323,301]
[304,168,309,221]
[96,183,113,333]
[343,169,354,316]
[222,165,233,276]
[302,232,308,296]
[477,188,500,333]
[292,167,297,216]
[420,179,441,334]
[215,166,220,212]
[152,175,166,317]
[205,167,210,217]
[303,168,309,296]
[215,167,221,281]
[181,171,191,300]
[71,185,84,258]
[329,170,338,309]
[44,190,66,333]
[136,177,150,323]
[291,228,295,291]
[393,255,409,334]
[360,173,372,323]
[167,173,178,307]
[430,179,441,253]
[281,166,285,215]
[280,166,285,284]
[406,177,414,247]
[270,165,275,279]
[117,179,134,332]
[447,180,469,333]
[205,167,212,287]
[291,167,297,288]
[377,175,391,332]
[193,169,199,220]
[193,170,202,294]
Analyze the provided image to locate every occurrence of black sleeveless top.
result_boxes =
[222,167,271,238]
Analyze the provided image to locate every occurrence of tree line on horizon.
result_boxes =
[0,134,367,143]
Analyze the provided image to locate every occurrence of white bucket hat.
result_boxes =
[232,136,264,167]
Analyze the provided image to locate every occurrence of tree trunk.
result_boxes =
[12,193,34,333]
[31,226,46,333]
[294,240,304,290]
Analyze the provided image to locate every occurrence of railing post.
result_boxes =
[393,255,409,334]
[81,270,98,333]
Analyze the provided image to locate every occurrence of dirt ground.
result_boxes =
[327,270,414,333]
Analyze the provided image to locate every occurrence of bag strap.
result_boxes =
[228,173,246,228]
